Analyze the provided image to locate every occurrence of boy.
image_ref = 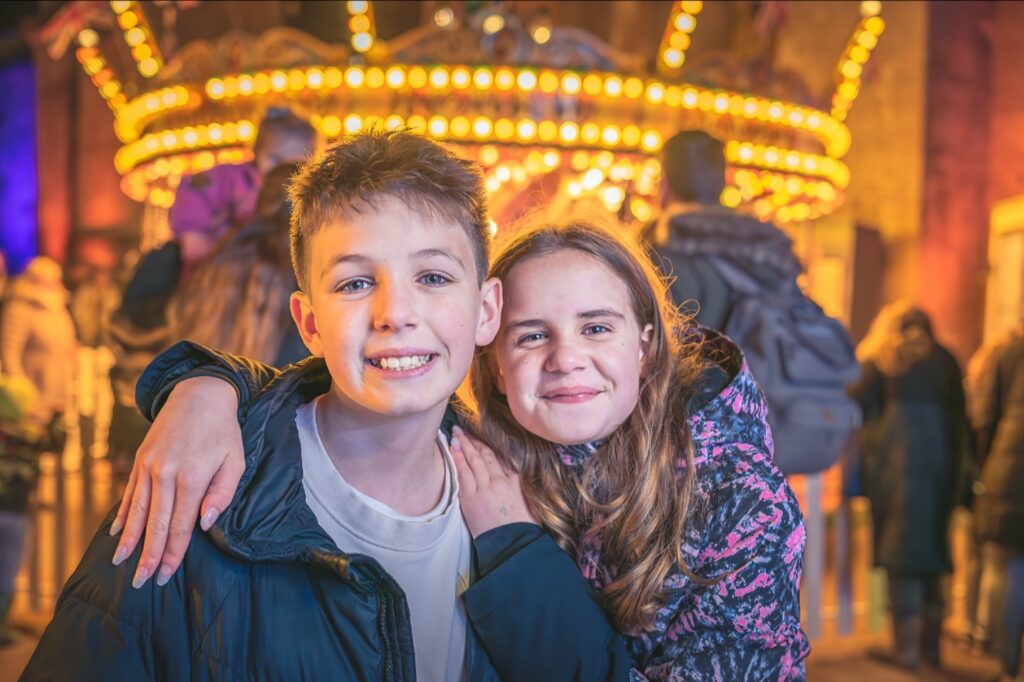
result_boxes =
[22,130,503,681]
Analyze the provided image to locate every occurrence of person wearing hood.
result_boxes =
[851,302,968,671]
[0,257,77,426]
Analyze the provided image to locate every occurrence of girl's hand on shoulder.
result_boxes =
[110,376,245,589]
[450,426,539,539]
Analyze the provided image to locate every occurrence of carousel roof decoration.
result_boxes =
[51,0,885,227]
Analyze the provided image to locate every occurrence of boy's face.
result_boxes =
[291,196,501,421]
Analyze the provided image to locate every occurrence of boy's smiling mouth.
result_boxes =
[365,351,438,373]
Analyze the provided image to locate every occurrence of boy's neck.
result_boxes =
[314,390,448,516]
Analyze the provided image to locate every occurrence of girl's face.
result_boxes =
[494,249,653,445]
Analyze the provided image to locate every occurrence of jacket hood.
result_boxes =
[661,208,802,288]
[208,357,461,565]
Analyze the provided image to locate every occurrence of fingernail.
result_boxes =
[112,545,128,566]
[450,436,461,450]
[132,565,151,589]
[200,507,220,532]
[156,565,173,587]
[109,518,123,536]
[453,426,464,435]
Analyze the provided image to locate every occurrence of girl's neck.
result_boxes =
[315,391,448,515]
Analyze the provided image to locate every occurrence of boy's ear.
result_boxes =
[290,291,324,357]
[475,277,503,347]
[639,323,654,369]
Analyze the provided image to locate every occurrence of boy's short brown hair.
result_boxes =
[288,129,490,291]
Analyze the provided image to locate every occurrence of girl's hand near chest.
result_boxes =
[450,426,539,538]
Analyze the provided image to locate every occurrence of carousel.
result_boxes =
[49,0,885,246]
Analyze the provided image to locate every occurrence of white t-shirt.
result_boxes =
[296,396,471,682]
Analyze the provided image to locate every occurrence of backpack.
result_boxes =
[710,257,862,474]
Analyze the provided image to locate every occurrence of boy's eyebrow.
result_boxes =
[412,247,466,270]
[321,253,370,279]
[505,309,626,332]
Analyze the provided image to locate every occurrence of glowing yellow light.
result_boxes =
[254,72,272,93]
[451,67,471,89]
[581,168,603,190]
[516,119,537,141]
[473,117,493,138]
[785,176,804,194]
[381,115,402,130]
[353,33,373,52]
[124,27,145,46]
[764,148,779,164]
[562,73,582,94]
[83,57,104,76]
[681,1,704,13]
[849,45,870,64]
[100,80,120,98]
[567,181,582,198]
[206,79,224,99]
[428,116,448,137]
[222,76,239,98]
[601,125,620,145]
[306,68,324,89]
[645,83,665,103]
[721,187,742,208]
[538,121,558,141]
[433,6,455,27]
[494,118,515,140]
[348,1,368,13]
[482,13,505,34]
[538,71,559,93]
[473,68,493,90]
[450,116,470,137]
[131,43,152,61]
[138,58,159,77]
[860,0,882,17]
[488,176,504,193]
[806,113,821,129]
[697,91,714,111]
[662,49,684,69]
[602,185,625,207]
[838,82,859,100]
[631,198,653,222]
[582,74,603,96]
[543,150,560,168]
[665,86,683,107]
[486,220,499,238]
[604,76,623,97]
[408,67,428,89]
[580,123,601,144]
[517,70,537,92]
[570,151,590,171]
[479,145,499,166]
[622,125,641,147]
[287,68,306,91]
[118,11,138,29]
[560,122,580,143]
[495,165,511,182]
[110,1,131,13]
[349,14,371,34]
[322,116,342,137]
[669,31,691,50]
[238,75,254,95]
[865,16,885,35]
[379,67,402,89]
[857,31,878,49]
[640,131,661,152]
[429,67,449,89]
[238,120,255,141]
[532,25,551,44]
[674,13,696,33]
[344,114,363,133]
[713,94,729,112]
[495,69,515,90]
[841,60,862,80]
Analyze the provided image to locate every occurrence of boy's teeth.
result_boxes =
[372,355,430,370]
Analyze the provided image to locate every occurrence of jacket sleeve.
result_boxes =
[639,461,809,681]
[974,347,1004,466]
[0,300,30,377]
[463,524,637,682]
[135,340,281,421]
[20,511,192,681]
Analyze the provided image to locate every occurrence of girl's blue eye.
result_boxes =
[338,278,372,293]
[583,324,612,335]
[516,332,547,345]
[419,272,453,287]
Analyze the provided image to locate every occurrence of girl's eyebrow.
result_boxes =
[579,309,626,320]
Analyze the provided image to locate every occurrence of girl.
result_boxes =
[113,217,809,680]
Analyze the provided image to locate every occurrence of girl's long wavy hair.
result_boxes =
[463,217,707,633]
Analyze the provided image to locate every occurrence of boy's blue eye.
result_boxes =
[338,278,373,293]
[583,324,612,335]
[419,272,453,287]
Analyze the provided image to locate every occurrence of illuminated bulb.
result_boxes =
[482,13,505,34]
[406,114,425,132]
[238,75,254,95]
[669,31,691,50]
[516,119,537,140]
[604,76,623,97]
[124,27,145,46]
[118,11,138,29]
[428,116,448,137]
[479,145,499,166]
[662,48,684,69]
[349,14,371,33]
[237,120,255,141]
[322,116,342,137]
[865,16,885,35]
[494,118,515,140]
[352,33,373,52]
[306,69,324,89]
[713,94,729,112]
[110,1,131,13]
[429,68,449,89]
[138,58,159,77]
[580,123,601,144]
[571,151,590,171]
[385,115,404,130]
[451,68,471,89]
[850,45,870,64]
[450,116,470,137]
[674,13,696,33]
[207,79,225,99]
[532,25,551,44]
[640,131,661,152]
[537,121,558,141]
[434,7,455,28]
[581,168,603,190]
[601,125,620,145]
[860,0,882,17]
[543,150,560,168]
[562,73,582,94]
[485,176,501,193]
[486,220,499,238]
[495,166,511,182]
[539,71,559,93]
[517,70,537,91]
[681,1,704,13]
[582,74,603,96]
[622,125,641,147]
[560,122,580,143]
[645,83,665,103]
[567,182,582,198]
[348,1,368,13]
[473,117,493,138]
[473,68,493,90]
[624,77,644,99]
[408,67,428,88]
[385,67,406,88]
[857,31,878,49]
[495,69,515,90]
[270,71,287,91]
[721,187,742,208]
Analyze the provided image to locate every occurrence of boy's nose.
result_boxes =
[371,283,419,331]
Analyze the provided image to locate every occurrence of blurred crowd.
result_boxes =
[0,109,1021,681]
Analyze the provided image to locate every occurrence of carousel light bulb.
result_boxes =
[434,6,455,28]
